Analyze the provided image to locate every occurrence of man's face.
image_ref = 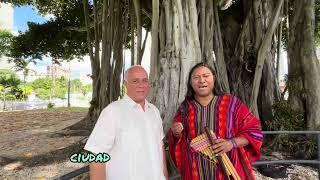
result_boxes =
[125,67,150,104]
[191,66,215,98]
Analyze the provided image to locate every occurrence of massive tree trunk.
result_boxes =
[288,0,320,130]
[150,0,281,132]
[221,0,280,122]
[83,0,281,129]
[150,0,201,132]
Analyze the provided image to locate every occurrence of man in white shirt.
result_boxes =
[84,65,168,180]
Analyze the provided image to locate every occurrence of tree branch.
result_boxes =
[250,0,284,117]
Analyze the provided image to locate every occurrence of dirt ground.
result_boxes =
[0,109,89,179]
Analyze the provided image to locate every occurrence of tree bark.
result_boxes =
[133,0,142,64]
[220,0,279,123]
[130,1,135,65]
[112,0,124,101]
[151,0,201,133]
[212,0,230,93]
[138,30,149,65]
[250,0,283,118]
[83,0,101,122]
[276,15,283,79]
[288,0,320,130]
[149,0,160,88]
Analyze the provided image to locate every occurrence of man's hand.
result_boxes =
[211,138,233,155]
[171,122,183,138]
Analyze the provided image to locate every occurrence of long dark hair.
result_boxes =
[185,62,222,100]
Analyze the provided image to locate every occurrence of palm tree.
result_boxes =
[0,69,21,111]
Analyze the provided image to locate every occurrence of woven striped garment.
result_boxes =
[168,94,263,180]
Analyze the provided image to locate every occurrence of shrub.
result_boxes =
[47,102,55,109]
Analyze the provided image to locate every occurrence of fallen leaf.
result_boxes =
[3,161,23,170]
[24,152,33,158]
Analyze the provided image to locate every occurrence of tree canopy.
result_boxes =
[0,29,13,57]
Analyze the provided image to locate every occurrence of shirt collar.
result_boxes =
[123,95,151,109]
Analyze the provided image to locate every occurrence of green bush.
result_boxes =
[266,100,316,158]
[47,102,55,109]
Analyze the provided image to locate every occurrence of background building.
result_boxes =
[47,64,69,79]
[0,2,15,70]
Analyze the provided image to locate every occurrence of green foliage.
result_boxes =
[0,69,21,88]
[0,69,21,101]
[47,102,55,108]
[315,0,320,45]
[0,29,14,57]
[54,77,67,99]
[80,84,92,96]
[12,59,35,75]
[16,84,33,99]
[1,93,17,101]
[7,0,88,62]
[284,72,305,97]
[266,73,315,158]
[71,79,83,93]
[10,21,87,61]
[29,77,67,99]
[27,77,90,99]
[7,0,147,63]
[280,0,320,47]
[269,100,305,131]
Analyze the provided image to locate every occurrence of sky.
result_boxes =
[14,5,47,33]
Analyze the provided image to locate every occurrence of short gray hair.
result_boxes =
[124,65,146,81]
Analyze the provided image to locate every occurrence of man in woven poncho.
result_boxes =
[168,62,263,180]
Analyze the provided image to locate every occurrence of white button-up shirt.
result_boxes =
[84,95,165,180]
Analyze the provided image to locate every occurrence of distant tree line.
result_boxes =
[0,69,92,101]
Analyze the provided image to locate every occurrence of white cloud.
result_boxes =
[43,13,56,21]
[33,7,55,21]
[11,29,19,36]
[60,56,92,79]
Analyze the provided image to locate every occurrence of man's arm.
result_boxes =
[89,162,106,180]
[162,143,169,180]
